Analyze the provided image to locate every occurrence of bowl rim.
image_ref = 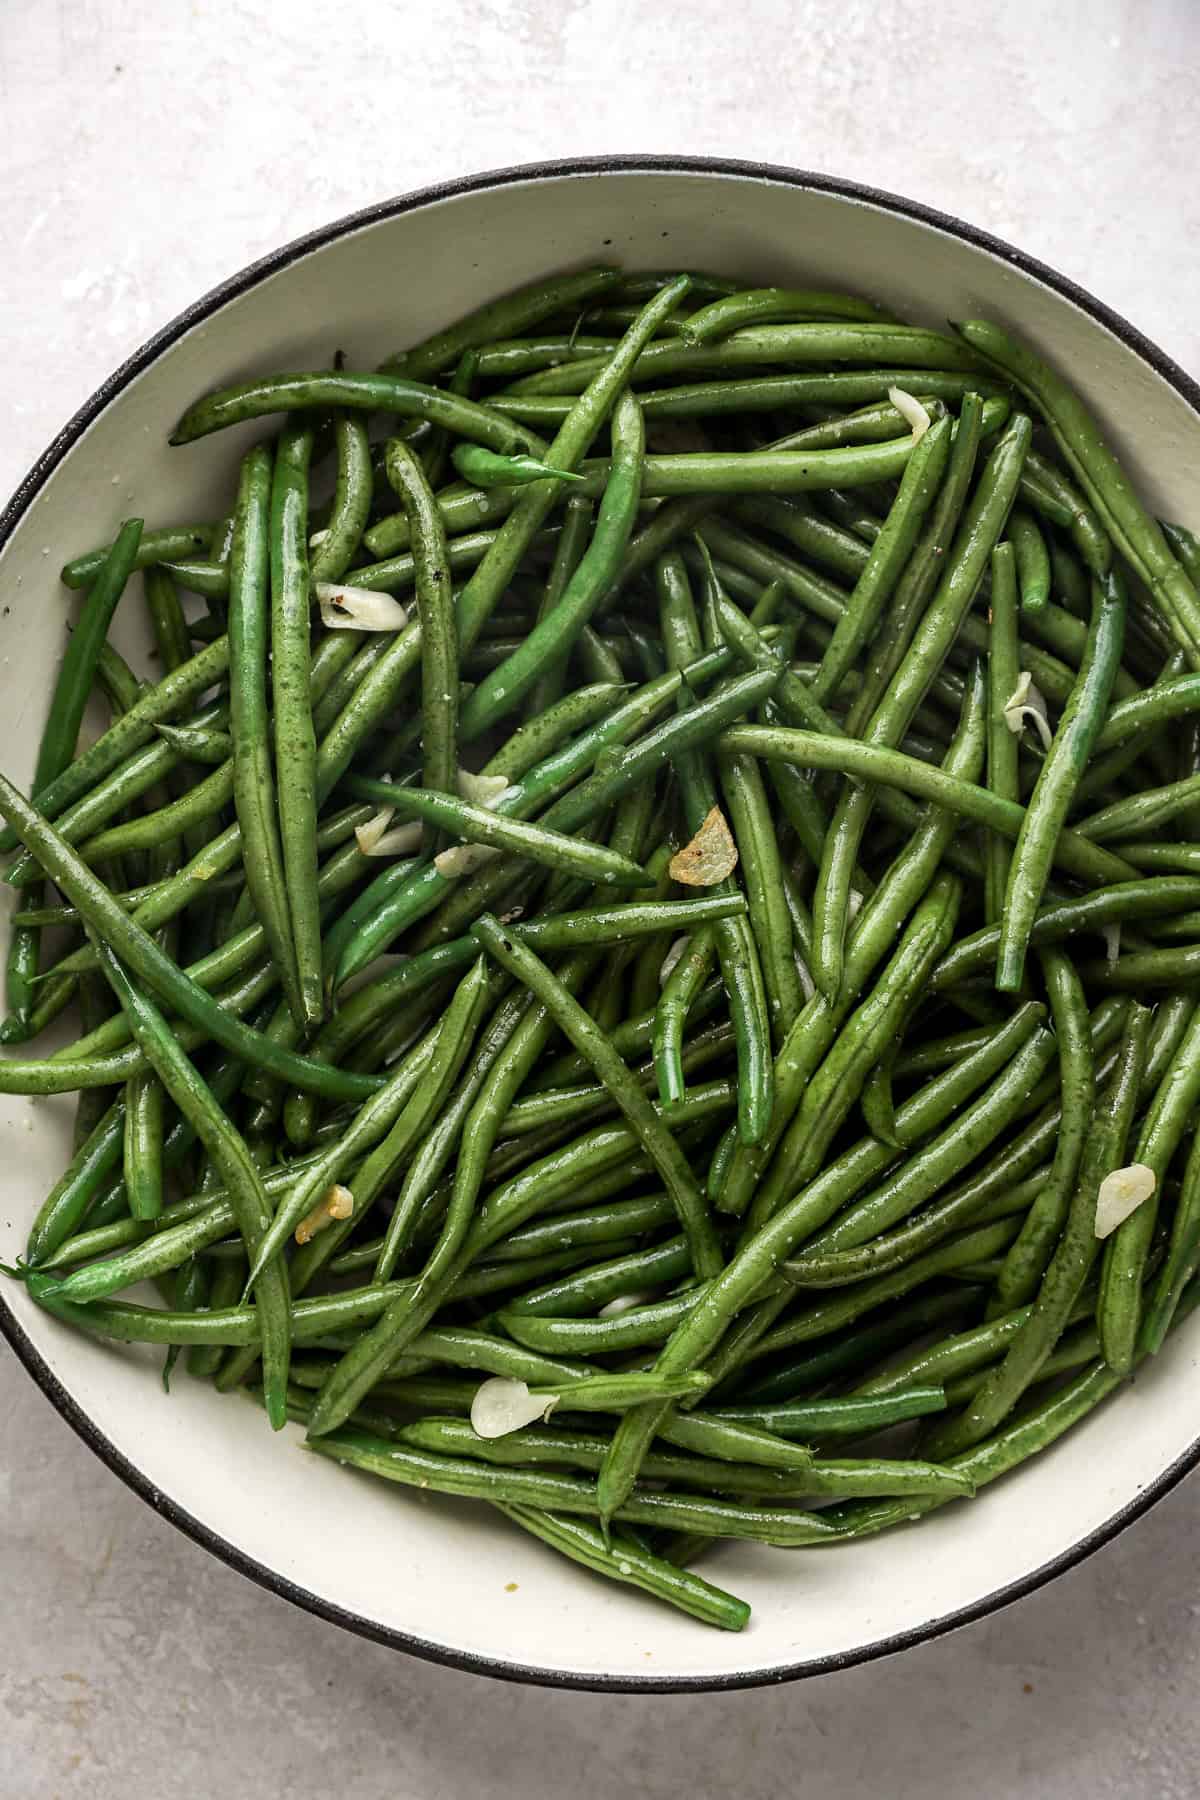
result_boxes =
[3,152,1199,1694]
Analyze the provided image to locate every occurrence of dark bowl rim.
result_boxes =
[3,152,1198,1696]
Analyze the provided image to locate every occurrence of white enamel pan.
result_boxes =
[2,157,1198,1691]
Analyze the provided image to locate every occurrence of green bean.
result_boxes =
[405,1416,967,1503]
[715,1387,947,1438]
[780,1025,1059,1285]
[450,445,583,488]
[1142,1117,1200,1354]
[525,494,595,718]
[515,895,746,951]
[930,877,1200,990]
[1007,506,1051,612]
[305,1428,837,1547]
[386,266,620,378]
[986,953,1096,1311]
[1093,675,1200,754]
[653,554,774,1144]
[474,334,626,378]
[853,1304,1039,1399]
[717,727,804,1050]
[811,413,1030,996]
[715,723,1137,888]
[44,1193,243,1304]
[844,394,985,735]
[239,1009,448,1292]
[225,445,303,1025]
[187,1248,246,1381]
[651,1410,817,1471]
[70,974,118,1149]
[3,914,42,1041]
[653,926,718,1111]
[498,1503,750,1631]
[364,485,519,561]
[72,759,234,862]
[322,958,495,1287]
[25,1100,124,1266]
[62,525,216,591]
[309,414,372,584]
[984,542,1021,921]
[1099,995,1200,1371]
[1076,767,1200,843]
[0,775,383,1100]
[507,323,980,395]
[153,722,232,766]
[997,571,1127,988]
[539,1370,713,1412]
[575,438,918,500]
[681,287,890,340]
[493,371,1007,428]
[500,1228,688,1319]
[957,320,1200,661]
[594,1021,1042,1527]
[1020,451,1112,576]
[171,370,539,456]
[311,285,689,817]
[479,683,619,785]
[730,493,867,589]
[719,674,988,1222]
[336,782,651,926]
[459,392,644,740]
[808,414,951,703]
[472,916,722,1280]
[267,422,323,1026]
[309,634,399,736]
[160,557,229,600]
[22,1269,443,1349]
[384,439,459,813]
[753,875,961,1224]
[33,520,145,801]
[931,1004,1150,1456]
[499,1289,708,1357]
[87,941,291,1429]
[123,1064,165,1221]
[0,633,232,863]
[8,521,145,1027]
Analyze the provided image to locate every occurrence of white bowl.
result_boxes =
[3,157,1199,1692]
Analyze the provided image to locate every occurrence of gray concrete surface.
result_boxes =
[3,1,1199,1794]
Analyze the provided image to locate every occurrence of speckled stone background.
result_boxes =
[3,3,1200,1795]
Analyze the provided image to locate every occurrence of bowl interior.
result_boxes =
[3,162,1199,1689]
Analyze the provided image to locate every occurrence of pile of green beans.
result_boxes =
[6,262,1200,1634]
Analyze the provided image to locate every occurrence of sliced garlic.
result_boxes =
[294,1183,354,1246]
[355,807,424,857]
[434,842,501,880]
[669,806,738,887]
[470,1378,559,1439]
[316,582,410,632]
[457,769,511,809]
[1094,1164,1157,1239]
[888,385,932,442]
[1003,671,1054,752]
